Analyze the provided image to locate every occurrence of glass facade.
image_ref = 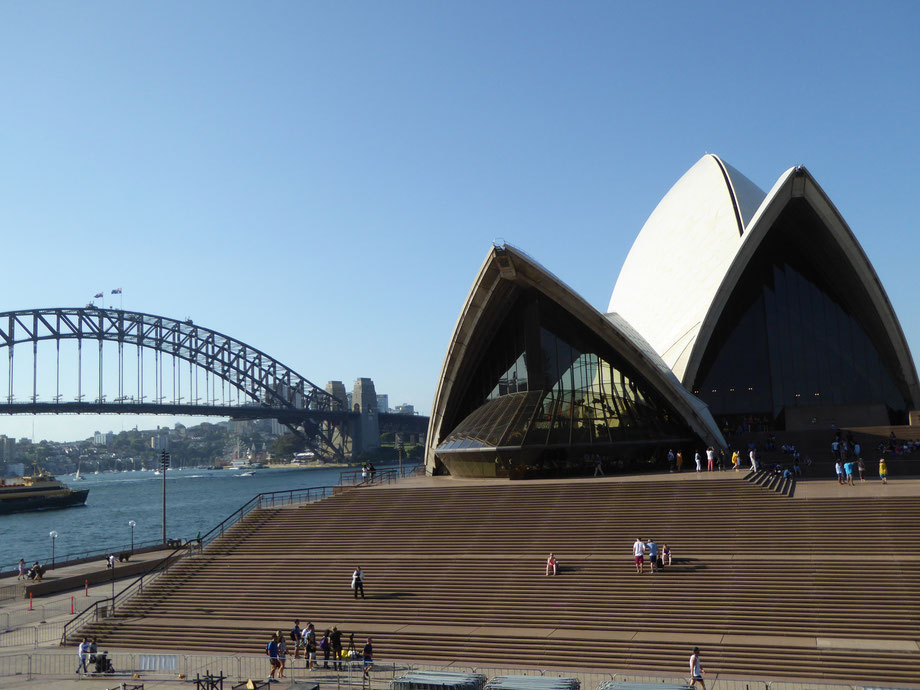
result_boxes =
[693,199,910,427]
[437,289,696,477]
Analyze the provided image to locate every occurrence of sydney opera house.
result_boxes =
[425,155,919,478]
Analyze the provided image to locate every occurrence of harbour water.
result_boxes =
[0,465,386,572]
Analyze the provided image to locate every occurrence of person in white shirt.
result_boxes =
[749,449,758,472]
[351,566,365,599]
[632,538,646,574]
[689,646,705,689]
[76,637,90,675]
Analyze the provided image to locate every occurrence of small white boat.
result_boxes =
[236,471,255,477]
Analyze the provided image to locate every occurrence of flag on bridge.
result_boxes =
[93,292,103,298]
[111,288,122,294]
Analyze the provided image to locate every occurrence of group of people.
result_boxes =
[75,637,111,675]
[17,558,45,581]
[835,457,888,484]
[632,538,671,574]
[667,447,762,473]
[268,624,372,682]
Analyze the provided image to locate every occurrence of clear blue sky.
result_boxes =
[1,2,918,442]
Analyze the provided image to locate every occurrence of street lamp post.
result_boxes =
[160,451,170,544]
[128,520,136,552]
[49,531,58,569]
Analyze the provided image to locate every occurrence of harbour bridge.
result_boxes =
[0,307,428,460]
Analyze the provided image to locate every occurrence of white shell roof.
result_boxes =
[608,155,765,382]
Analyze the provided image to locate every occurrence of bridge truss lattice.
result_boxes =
[0,307,349,459]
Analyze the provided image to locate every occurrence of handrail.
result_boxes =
[1,538,174,578]
[339,463,422,486]
[197,485,337,547]
[60,541,188,646]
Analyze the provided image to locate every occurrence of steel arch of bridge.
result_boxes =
[0,307,348,458]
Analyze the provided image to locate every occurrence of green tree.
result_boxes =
[272,433,306,458]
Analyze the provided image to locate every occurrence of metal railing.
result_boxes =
[340,462,422,486]
[0,652,881,690]
[197,485,338,548]
[58,542,189,646]
[1,537,172,579]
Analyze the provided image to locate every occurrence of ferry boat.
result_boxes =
[0,466,90,514]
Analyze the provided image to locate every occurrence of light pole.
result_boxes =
[160,451,170,544]
[49,531,58,569]
[128,520,136,552]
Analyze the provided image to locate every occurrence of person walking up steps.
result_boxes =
[352,566,365,598]
[689,646,706,690]
[633,537,646,574]
[646,539,659,573]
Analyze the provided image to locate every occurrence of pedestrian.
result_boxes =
[835,461,844,485]
[331,626,343,670]
[276,629,287,678]
[265,632,280,682]
[594,455,604,476]
[290,619,302,659]
[17,558,25,581]
[362,637,374,680]
[305,623,317,670]
[663,543,672,567]
[667,449,675,472]
[689,646,706,690]
[857,457,866,482]
[76,637,90,675]
[695,451,702,472]
[633,537,646,574]
[879,457,888,484]
[731,450,739,471]
[352,566,365,599]
[320,629,331,668]
[676,450,683,472]
[706,447,715,471]
[546,552,558,576]
[844,460,855,486]
[749,449,758,472]
[646,539,658,574]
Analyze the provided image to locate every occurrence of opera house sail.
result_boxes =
[427,155,917,478]
[610,155,918,431]
[425,245,724,478]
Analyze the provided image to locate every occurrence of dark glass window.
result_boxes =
[694,199,909,426]
[441,289,694,459]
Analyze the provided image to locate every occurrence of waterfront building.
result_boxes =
[425,156,917,477]
[394,403,415,415]
[93,430,114,446]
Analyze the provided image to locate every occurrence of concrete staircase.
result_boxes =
[73,477,920,685]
